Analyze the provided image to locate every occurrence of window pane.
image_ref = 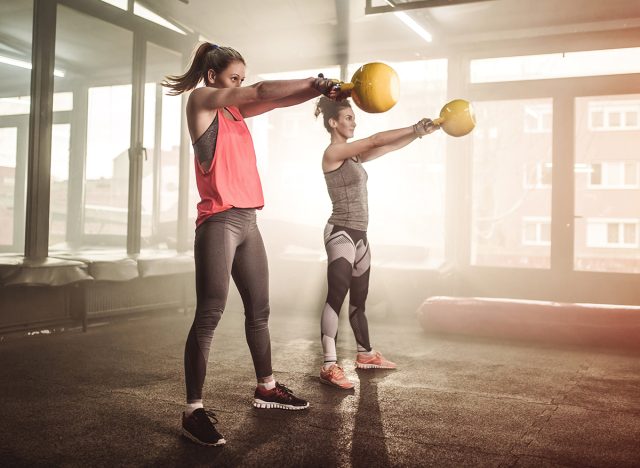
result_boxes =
[141,42,182,250]
[591,111,604,128]
[85,85,131,240]
[98,0,127,9]
[607,223,618,244]
[50,5,133,252]
[0,96,30,116]
[133,3,186,35]
[586,221,606,247]
[471,47,640,83]
[609,112,621,128]
[575,95,640,272]
[49,124,71,248]
[590,163,602,185]
[471,99,552,268]
[541,164,552,186]
[525,164,537,187]
[541,222,551,243]
[0,128,19,249]
[625,162,637,185]
[0,0,32,253]
[609,163,623,186]
[524,223,536,243]
[624,223,636,244]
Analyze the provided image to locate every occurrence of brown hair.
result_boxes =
[162,42,245,96]
[314,96,352,133]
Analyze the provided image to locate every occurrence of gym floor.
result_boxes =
[1,306,639,467]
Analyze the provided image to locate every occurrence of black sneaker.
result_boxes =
[253,382,310,410]
[181,408,226,446]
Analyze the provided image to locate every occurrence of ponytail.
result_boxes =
[162,42,245,95]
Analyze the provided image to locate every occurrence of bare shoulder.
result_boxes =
[189,87,215,104]
[186,89,219,141]
[322,145,341,172]
[324,141,364,162]
[324,142,346,155]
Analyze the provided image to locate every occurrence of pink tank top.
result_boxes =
[194,106,264,227]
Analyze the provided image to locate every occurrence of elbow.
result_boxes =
[369,133,385,149]
[254,82,270,102]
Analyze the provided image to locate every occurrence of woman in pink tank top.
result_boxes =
[162,42,346,446]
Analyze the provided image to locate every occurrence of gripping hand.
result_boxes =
[314,74,350,101]
[413,118,439,138]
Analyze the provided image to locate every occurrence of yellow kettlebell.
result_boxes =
[339,62,400,113]
[432,99,476,137]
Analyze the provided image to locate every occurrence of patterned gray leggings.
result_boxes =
[321,223,372,364]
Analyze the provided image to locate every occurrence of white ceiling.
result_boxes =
[0,0,639,96]
[141,0,640,71]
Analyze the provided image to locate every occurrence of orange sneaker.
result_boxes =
[355,350,397,369]
[319,363,355,389]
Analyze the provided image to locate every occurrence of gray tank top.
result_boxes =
[324,157,369,231]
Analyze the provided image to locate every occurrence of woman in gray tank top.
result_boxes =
[314,96,438,389]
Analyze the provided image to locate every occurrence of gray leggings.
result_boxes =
[185,208,272,403]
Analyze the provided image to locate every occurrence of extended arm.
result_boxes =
[324,119,437,166]
[360,119,438,162]
[240,84,320,118]
[241,76,348,118]
[190,77,343,118]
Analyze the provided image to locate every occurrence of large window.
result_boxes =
[50,5,133,252]
[0,0,33,253]
[471,98,553,268]
[471,47,640,83]
[141,43,182,251]
[574,94,640,273]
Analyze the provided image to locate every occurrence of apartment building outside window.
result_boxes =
[524,162,552,188]
[523,217,551,246]
[588,161,640,188]
[524,104,552,133]
[586,218,638,248]
[589,101,640,131]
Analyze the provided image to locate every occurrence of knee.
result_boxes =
[194,305,224,332]
[246,304,270,330]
